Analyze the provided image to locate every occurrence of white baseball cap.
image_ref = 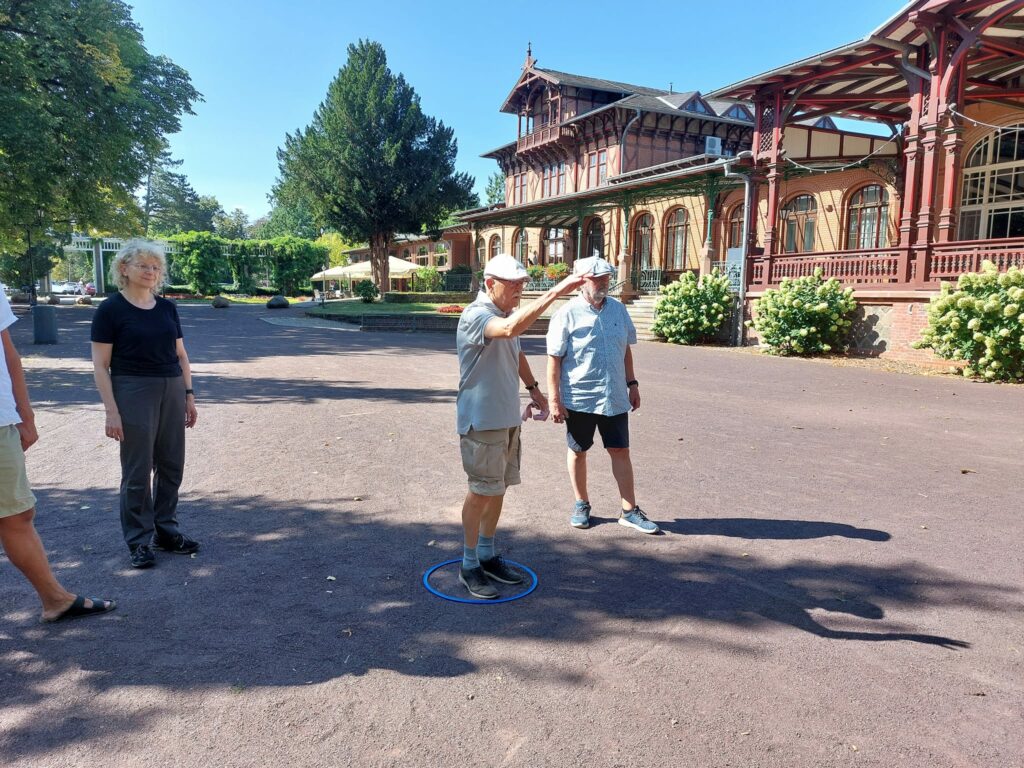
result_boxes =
[573,255,616,277]
[483,253,529,281]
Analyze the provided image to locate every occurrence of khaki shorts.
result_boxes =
[460,426,522,497]
[0,425,36,518]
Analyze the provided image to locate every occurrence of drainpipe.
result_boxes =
[721,150,754,346]
[866,36,931,83]
[619,108,642,175]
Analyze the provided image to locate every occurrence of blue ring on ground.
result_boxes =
[422,558,539,604]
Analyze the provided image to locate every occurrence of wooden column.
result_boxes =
[937,63,967,244]
[618,200,634,296]
[761,91,785,272]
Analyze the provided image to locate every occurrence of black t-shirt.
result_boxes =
[90,293,184,377]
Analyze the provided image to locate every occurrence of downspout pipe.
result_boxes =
[619,108,642,175]
[721,150,754,346]
[867,35,931,83]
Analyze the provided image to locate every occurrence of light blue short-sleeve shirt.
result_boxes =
[456,291,521,435]
[546,295,637,416]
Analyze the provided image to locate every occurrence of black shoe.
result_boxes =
[152,533,200,554]
[459,566,498,599]
[479,555,524,585]
[130,544,156,569]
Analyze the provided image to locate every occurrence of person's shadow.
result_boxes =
[664,518,891,541]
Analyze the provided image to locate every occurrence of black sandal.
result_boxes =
[42,595,117,623]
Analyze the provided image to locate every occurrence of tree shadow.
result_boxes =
[663,518,892,541]
[2,484,1015,762]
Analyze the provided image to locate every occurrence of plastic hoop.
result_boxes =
[422,558,539,604]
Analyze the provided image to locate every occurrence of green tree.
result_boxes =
[168,231,225,295]
[250,197,318,240]
[144,151,221,235]
[274,40,476,289]
[268,236,327,295]
[316,232,353,268]
[485,171,505,206]
[0,0,199,268]
[214,208,250,240]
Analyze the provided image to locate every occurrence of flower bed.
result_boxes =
[437,305,464,314]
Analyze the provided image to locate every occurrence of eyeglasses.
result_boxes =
[129,263,162,273]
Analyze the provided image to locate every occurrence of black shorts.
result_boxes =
[565,409,630,452]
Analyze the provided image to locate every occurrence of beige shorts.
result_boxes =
[0,425,36,518]
[460,426,522,497]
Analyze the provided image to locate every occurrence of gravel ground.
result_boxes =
[1,303,1021,768]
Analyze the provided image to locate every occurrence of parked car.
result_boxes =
[51,281,82,295]
[84,282,96,296]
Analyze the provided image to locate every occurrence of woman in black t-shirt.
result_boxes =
[90,240,200,569]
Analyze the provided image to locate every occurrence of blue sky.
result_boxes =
[129,0,902,220]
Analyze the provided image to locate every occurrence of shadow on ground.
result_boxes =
[1,484,1017,762]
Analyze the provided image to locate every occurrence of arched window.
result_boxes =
[781,195,817,253]
[846,185,889,249]
[476,236,486,265]
[513,229,529,263]
[402,248,411,260]
[664,209,688,270]
[728,204,745,250]
[631,213,654,269]
[488,234,502,259]
[959,124,1024,240]
[544,228,565,264]
[585,218,605,258]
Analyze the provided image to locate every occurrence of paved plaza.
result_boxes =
[1,303,1022,768]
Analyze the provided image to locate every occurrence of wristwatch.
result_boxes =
[525,381,539,391]
[185,388,195,397]
[626,380,639,388]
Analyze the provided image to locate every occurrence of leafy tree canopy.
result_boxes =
[0,0,200,259]
[250,196,318,240]
[485,171,505,206]
[214,207,250,240]
[273,40,476,287]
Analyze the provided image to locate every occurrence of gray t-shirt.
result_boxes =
[456,291,521,435]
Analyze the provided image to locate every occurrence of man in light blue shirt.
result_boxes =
[546,256,659,534]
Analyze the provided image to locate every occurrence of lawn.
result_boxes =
[306,299,461,317]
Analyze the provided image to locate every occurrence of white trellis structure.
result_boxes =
[65,235,272,290]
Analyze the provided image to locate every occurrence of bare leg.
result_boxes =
[607,448,636,512]
[0,508,76,619]
[567,448,588,502]
[462,491,504,546]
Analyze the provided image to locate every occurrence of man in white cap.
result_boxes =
[546,255,659,534]
[455,253,585,599]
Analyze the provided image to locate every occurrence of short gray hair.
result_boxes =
[109,239,168,293]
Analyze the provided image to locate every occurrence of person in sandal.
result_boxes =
[455,254,585,599]
[0,290,116,623]
[546,256,660,535]
[90,241,200,569]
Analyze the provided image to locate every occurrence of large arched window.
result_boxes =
[960,124,1024,240]
[728,204,745,250]
[544,228,566,264]
[513,229,529,263]
[476,236,486,265]
[846,185,889,249]
[781,195,817,253]
[664,208,688,270]
[488,234,502,260]
[631,213,654,269]
[585,218,605,259]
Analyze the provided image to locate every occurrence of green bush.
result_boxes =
[448,264,472,275]
[748,269,857,356]
[169,232,225,296]
[355,279,378,303]
[912,261,1024,381]
[225,239,266,294]
[413,266,442,292]
[526,264,545,280]
[545,262,569,280]
[384,292,474,303]
[652,269,733,345]
[268,236,328,296]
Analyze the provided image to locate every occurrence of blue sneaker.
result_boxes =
[570,500,592,529]
[618,506,659,534]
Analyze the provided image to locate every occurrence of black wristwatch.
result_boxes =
[627,380,639,388]
[525,381,539,391]
[185,388,195,397]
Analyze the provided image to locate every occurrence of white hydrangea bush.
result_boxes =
[651,269,733,345]
[747,268,857,356]
[913,261,1024,381]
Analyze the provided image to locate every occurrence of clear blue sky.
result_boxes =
[129,0,902,221]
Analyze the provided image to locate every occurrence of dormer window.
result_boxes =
[684,98,710,115]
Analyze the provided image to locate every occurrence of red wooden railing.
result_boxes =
[516,125,574,153]
[748,238,1024,290]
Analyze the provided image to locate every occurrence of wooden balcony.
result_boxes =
[748,238,1024,290]
[516,125,574,155]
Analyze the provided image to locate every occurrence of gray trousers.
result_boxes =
[112,375,186,549]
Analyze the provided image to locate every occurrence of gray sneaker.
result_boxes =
[570,500,592,529]
[618,506,659,534]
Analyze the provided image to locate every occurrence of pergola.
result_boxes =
[707,0,1024,287]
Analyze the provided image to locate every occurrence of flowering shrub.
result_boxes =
[526,264,545,280]
[437,304,464,314]
[545,262,569,280]
[651,269,733,345]
[912,261,1024,381]
[748,269,857,356]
